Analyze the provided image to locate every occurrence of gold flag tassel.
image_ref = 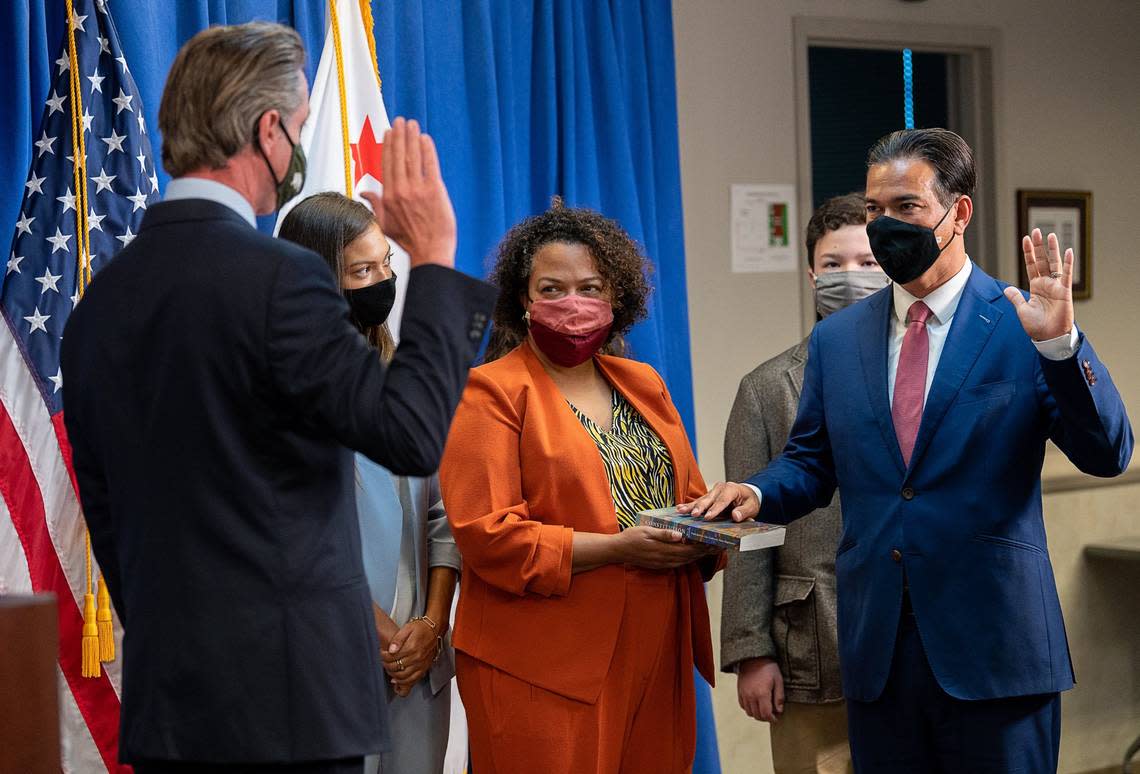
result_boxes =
[65,0,100,677]
[81,536,101,678]
[97,576,115,662]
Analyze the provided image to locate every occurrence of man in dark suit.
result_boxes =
[685,128,1132,771]
[59,23,497,774]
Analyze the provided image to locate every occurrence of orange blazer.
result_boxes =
[440,341,720,703]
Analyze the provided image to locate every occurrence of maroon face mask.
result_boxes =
[526,295,615,367]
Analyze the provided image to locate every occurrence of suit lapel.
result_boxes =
[521,343,623,530]
[397,477,424,599]
[857,288,906,476]
[906,268,1004,475]
[785,338,807,399]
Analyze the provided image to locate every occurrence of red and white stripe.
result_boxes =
[0,321,127,773]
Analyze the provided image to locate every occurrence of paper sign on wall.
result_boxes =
[731,184,799,273]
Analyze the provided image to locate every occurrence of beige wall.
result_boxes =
[672,1,1140,771]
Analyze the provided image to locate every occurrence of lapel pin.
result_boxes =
[978,314,991,324]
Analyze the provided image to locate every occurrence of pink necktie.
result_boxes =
[892,300,933,466]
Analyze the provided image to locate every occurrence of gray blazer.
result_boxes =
[720,337,843,704]
[356,453,461,696]
[356,454,460,773]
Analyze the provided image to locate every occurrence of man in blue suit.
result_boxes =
[684,128,1132,771]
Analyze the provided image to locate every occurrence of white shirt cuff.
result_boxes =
[743,483,763,510]
[1033,325,1079,361]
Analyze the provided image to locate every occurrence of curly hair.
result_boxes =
[484,198,651,362]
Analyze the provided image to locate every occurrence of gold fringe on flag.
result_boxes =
[328,0,355,195]
[358,0,382,89]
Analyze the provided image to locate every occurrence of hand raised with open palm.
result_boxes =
[1002,228,1074,341]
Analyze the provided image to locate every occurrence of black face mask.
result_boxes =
[344,274,397,330]
[866,201,958,285]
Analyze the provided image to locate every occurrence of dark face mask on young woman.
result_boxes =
[866,199,959,285]
[525,294,614,368]
[344,273,397,329]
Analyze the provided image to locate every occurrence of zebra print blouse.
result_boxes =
[569,390,675,530]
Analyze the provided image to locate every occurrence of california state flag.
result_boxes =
[276,0,413,336]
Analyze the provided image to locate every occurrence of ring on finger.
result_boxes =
[1050,271,1062,279]
[396,658,404,671]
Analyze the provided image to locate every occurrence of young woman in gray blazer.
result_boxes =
[281,193,459,774]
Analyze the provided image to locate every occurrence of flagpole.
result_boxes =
[328,0,355,195]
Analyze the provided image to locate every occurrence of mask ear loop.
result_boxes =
[934,197,961,250]
[253,113,285,188]
[252,112,299,188]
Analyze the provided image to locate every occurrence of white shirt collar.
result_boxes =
[164,177,257,228]
[892,258,973,325]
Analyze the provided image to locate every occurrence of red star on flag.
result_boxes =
[350,116,384,186]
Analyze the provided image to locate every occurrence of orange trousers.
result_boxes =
[456,568,696,774]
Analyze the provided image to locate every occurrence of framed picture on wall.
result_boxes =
[1017,189,1092,300]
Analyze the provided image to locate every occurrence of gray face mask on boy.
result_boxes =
[812,270,891,318]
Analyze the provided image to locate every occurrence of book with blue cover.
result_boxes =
[637,506,786,551]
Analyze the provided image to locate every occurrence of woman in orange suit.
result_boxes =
[440,199,724,774]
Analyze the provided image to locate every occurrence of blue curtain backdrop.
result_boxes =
[1,2,717,771]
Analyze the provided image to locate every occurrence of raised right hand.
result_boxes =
[616,526,718,570]
[360,117,456,269]
[737,656,785,722]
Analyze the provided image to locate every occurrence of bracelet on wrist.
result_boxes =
[409,614,437,631]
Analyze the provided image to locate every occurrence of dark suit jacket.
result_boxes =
[721,337,843,704]
[59,199,497,764]
[747,265,1133,702]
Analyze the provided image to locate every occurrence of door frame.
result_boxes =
[793,16,1003,334]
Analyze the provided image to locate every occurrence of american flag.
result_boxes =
[1,0,155,770]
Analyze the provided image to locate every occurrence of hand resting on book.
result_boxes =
[677,481,761,522]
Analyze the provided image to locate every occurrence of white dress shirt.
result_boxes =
[741,258,1078,505]
[163,177,257,228]
[888,259,1078,406]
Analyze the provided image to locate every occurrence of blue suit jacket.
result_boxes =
[747,265,1133,702]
